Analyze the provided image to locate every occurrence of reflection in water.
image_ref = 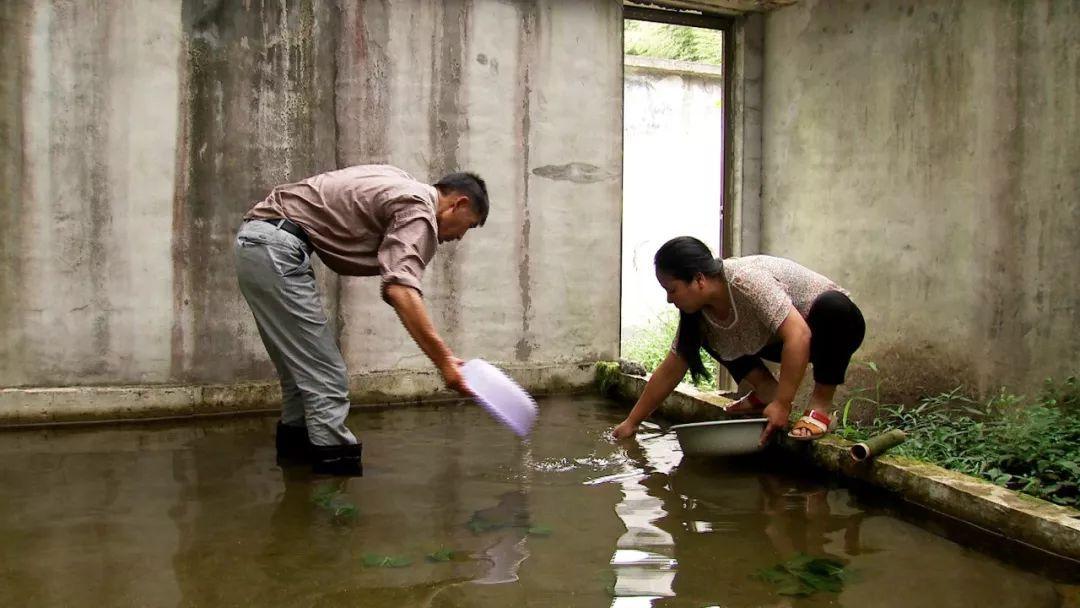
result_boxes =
[757,473,864,559]
[471,439,535,586]
[605,430,869,607]
[469,490,532,585]
[608,430,682,602]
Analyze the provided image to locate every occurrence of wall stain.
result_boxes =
[427,0,470,346]
[475,52,498,73]
[976,0,1029,392]
[0,2,31,384]
[531,162,615,184]
[170,31,193,382]
[41,1,115,378]
[332,1,391,342]
[336,0,391,166]
[514,2,538,362]
[310,0,342,340]
[174,0,336,382]
[87,3,112,374]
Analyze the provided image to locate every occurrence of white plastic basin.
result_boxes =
[670,418,767,457]
[460,358,537,437]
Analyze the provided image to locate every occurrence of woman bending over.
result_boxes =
[612,237,865,445]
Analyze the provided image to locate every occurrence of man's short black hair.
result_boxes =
[435,172,489,226]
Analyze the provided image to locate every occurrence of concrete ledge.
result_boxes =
[595,363,1080,563]
[625,55,725,80]
[596,362,733,423]
[802,436,1080,563]
[0,361,596,427]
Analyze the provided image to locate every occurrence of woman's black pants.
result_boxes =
[719,291,865,386]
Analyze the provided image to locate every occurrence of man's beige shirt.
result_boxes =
[246,165,438,294]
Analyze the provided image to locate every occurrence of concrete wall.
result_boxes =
[762,0,1080,397]
[0,1,623,394]
[622,56,724,338]
[727,13,764,257]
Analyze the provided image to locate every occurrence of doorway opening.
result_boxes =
[620,8,733,387]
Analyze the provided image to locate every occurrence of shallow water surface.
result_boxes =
[0,395,1072,607]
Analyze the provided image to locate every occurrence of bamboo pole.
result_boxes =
[850,429,907,462]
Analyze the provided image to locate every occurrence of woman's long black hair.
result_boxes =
[654,236,724,383]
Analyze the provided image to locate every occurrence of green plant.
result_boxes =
[595,361,622,396]
[625,20,724,65]
[311,484,359,523]
[838,374,1080,507]
[527,525,553,537]
[426,549,470,563]
[838,360,882,430]
[756,553,850,597]
[465,511,553,536]
[622,309,722,390]
[466,512,508,534]
[622,310,680,372]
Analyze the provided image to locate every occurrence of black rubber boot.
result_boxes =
[275,421,313,464]
[311,443,364,476]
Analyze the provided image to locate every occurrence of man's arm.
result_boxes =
[383,283,470,396]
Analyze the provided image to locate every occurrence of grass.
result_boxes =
[625,20,724,65]
[836,370,1080,508]
[622,309,722,391]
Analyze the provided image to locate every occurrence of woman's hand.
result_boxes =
[612,352,689,441]
[612,419,639,440]
[760,400,792,446]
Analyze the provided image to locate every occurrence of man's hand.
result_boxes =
[611,419,639,440]
[760,400,793,446]
[440,357,472,397]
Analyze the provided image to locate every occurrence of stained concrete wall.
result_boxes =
[762,0,1080,396]
[727,13,764,258]
[0,1,623,392]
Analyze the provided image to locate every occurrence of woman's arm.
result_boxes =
[760,305,812,444]
[612,350,690,439]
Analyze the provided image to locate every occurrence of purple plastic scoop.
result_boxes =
[460,359,538,437]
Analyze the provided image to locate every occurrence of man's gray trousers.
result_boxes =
[234,220,358,447]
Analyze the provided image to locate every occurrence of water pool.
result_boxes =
[0,395,1074,606]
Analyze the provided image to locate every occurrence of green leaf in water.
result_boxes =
[794,569,843,593]
[426,548,472,563]
[361,553,413,568]
[757,565,790,585]
[426,549,453,562]
[756,553,849,597]
[311,485,359,524]
[527,525,553,536]
[333,504,359,520]
[311,487,339,509]
[466,515,506,534]
[777,580,812,597]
